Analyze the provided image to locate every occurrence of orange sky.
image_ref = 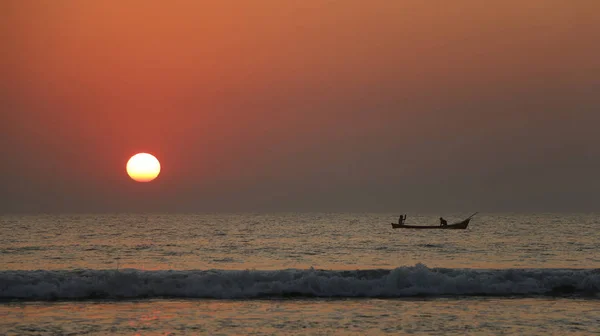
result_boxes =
[2,1,600,212]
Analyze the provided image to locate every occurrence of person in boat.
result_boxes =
[439,217,448,226]
[398,214,406,225]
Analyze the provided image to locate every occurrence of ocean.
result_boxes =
[1,213,599,335]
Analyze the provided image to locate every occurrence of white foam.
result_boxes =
[1,264,598,300]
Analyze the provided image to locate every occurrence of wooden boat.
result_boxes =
[391,213,478,230]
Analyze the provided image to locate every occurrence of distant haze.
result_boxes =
[2,1,599,213]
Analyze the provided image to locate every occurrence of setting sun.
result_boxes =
[126,153,161,182]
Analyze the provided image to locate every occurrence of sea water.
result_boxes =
[1,213,599,335]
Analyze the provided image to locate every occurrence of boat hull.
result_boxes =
[391,218,471,229]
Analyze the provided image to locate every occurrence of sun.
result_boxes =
[126,153,161,182]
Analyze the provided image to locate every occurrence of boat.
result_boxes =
[391,213,478,230]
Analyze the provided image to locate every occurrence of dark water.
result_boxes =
[1,213,599,335]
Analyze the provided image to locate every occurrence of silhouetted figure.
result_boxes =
[440,217,448,226]
[398,214,407,224]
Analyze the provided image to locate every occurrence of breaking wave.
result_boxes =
[1,264,599,301]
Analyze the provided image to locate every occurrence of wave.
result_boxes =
[1,264,599,301]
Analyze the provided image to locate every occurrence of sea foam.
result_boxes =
[1,264,599,300]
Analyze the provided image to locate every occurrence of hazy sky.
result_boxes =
[2,1,599,213]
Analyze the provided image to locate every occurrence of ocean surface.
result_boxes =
[1,213,599,335]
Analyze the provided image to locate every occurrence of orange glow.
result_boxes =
[3,1,599,213]
[126,153,161,182]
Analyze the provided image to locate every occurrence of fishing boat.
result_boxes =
[391,213,478,230]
